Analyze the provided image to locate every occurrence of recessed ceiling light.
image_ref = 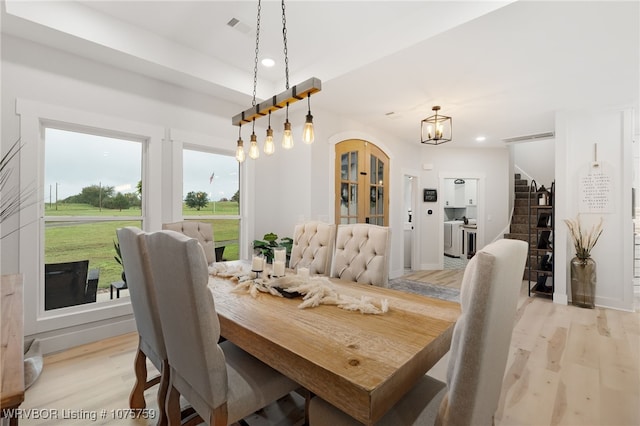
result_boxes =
[261,58,275,67]
[475,136,486,142]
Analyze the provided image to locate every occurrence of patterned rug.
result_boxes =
[388,278,460,303]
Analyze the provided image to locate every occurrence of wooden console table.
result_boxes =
[1,274,24,426]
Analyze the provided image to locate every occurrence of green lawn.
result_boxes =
[45,202,240,289]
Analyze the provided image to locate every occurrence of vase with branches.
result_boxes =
[564,214,603,260]
[564,214,603,308]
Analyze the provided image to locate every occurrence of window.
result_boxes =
[44,128,143,309]
[182,148,240,261]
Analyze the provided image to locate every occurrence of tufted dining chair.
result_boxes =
[310,238,528,426]
[116,226,169,425]
[162,221,217,265]
[143,230,299,425]
[330,223,391,287]
[289,221,337,275]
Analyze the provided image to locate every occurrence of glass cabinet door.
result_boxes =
[335,140,389,225]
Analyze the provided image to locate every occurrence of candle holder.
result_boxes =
[272,259,286,277]
[273,247,287,264]
[251,254,265,274]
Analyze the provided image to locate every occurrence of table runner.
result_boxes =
[209,263,388,314]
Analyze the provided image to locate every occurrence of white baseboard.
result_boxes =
[27,316,137,355]
[553,292,568,305]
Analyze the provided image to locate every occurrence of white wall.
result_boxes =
[555,107,635,311]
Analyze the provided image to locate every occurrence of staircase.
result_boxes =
[504,173,532,279]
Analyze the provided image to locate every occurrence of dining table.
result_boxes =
[208,265,460,425]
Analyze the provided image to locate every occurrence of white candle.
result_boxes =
[252,256,263,271]
[274,247,286,263]
[297,267,309,279]
[273,260,285,277]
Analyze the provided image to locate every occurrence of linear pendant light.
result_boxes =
[232,0,321,161]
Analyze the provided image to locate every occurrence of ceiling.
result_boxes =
[2,1,639,148]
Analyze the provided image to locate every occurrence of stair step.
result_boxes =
[515,192,537,199]
[514,173,521,180]
[514,198,534,206]
[514,207,529,215]
[510,224,529,234]
[515,179,528,186]
[504,233,528,242]
[511,215,528,224]
[515,184,529,193]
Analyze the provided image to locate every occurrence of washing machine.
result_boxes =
[444,220,464,257]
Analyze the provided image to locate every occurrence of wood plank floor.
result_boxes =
[16,271,640,426]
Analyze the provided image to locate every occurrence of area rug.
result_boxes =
[387,278,460,303]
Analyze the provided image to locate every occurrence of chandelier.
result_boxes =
[233,0,322,162]
[421,106,452,145]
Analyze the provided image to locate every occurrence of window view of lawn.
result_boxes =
[42,129,241,311]
[45,202,239,291]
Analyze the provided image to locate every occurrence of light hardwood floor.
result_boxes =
[16,272,640,426]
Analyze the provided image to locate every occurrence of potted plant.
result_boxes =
[1,139,35,231]
[253,232,293,263]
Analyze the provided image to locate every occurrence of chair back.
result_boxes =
[289,221,336,275]
[84,268,100,303]
[162,221,216,264]
[331,223,390,286]
[44,260,89,310]
[438,238,527,425]
[116,227,166,366]
[143,230,228,416]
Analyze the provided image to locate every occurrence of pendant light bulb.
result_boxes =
[282,103,294,149]
[248,120,259,159]
[264,127,275,155]
[248,134,260,160]
[235,130,245,163]
[302,114,314,144]
[302,93,315,144]
[264,111,275,155]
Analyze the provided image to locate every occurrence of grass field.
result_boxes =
[45,202,240,289]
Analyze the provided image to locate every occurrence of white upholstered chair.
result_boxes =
[330,223,391,287]
[143,230,299,425]
[289,221,336,275]
[310,238,528,426]
[162,221,217,265]
[116,227,168,425]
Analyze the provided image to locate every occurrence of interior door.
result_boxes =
[335,140,389,225]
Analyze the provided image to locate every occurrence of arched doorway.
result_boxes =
[335,139,389,225]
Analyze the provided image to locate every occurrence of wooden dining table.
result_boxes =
[208,267,460,425]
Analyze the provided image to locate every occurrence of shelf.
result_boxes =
[527,180,555,298]
[530,269,553,275]
[531,284,553,297]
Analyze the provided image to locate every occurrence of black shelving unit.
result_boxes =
[528,180,554,297]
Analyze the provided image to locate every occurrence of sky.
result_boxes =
[44,128,238,203]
